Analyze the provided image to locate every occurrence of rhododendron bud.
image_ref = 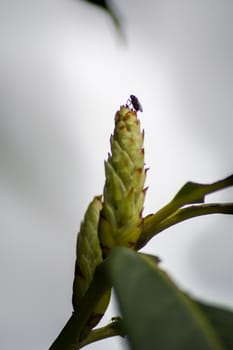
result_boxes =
[99,105,147,257]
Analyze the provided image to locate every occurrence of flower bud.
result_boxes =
[99,106,146,256]
[72,196,111,338]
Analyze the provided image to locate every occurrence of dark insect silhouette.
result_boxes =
[127,95,143,112]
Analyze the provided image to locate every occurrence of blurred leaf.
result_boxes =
[108,247,225,350]
[137,174,233,249]
[195,301,233,350]
[83,0,110,7]
[82,0,121,30]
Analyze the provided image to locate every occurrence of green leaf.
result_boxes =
[173,175,233,205]
[108,247,225,350]
[137,174,233,249]
[196,301,233,350]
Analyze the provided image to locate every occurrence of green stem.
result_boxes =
[49,260,111,350]
[78,318,125,348]
[136,175,233,250]
[144,175,233,231]
[137,203,233,249]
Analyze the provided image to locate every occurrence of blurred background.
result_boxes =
[0,0,233,349]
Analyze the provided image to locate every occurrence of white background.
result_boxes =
[0,1,233,349]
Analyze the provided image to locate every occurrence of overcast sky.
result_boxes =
[1,1,233,349]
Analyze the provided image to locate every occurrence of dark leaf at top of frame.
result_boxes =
[82,0,121,30]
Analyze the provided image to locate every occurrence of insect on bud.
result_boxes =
[127,94,143,112]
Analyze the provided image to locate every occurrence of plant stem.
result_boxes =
[78,319,125,348]
[49,260,111,350]
[137,203,233,249]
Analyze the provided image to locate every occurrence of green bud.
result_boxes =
[72,196,111,338]
[99,106,146,256]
